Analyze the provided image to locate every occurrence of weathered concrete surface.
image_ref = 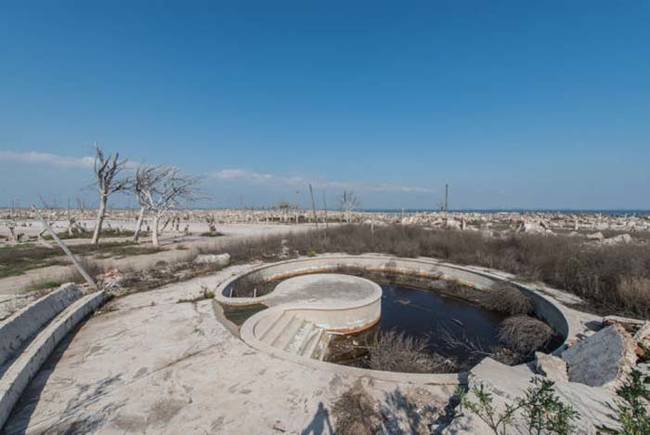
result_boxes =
[266,273,380,307]
[0,284,82,366]
[2,268,454,434]
[562,324,637,389]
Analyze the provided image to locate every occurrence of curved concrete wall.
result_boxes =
[0,290,106,430]
[0,284,83,366]
[287,300,381,334]
[253,274,382,334]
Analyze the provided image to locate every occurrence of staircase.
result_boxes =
[256,311,332,360]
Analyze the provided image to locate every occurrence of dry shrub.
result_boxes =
[479,285,534,315]
[368,329,439,373]
[332,381,382,435]
[498,315,554,355]
[617,276,650,315]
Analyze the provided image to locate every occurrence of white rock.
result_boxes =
[600,233,633,245]
[586,231,605,241]
[192,253,231,267]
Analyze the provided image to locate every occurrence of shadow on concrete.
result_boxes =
[381,388,439,434]
[301,402,334,435]
[2,319,85,434]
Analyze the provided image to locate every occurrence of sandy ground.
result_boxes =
[0,223,315,296]
[3,265,453,434]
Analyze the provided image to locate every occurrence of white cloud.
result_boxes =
[0,150,94,169]
[211,168,435,194]
[0,150,144,170]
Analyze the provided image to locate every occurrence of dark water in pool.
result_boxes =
[328,283,508,370]
[379,284,506,356]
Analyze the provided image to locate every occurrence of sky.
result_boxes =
[1,1,649,210]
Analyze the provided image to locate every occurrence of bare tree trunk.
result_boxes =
[133,206,145,242]
[33,206,98,290]
[8,224,18,243]
[152,214,161,247]
[91,195,107,245]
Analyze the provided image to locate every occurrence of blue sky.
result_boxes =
[1,1,649,210]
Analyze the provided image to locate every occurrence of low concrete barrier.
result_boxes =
[0,290,106,429]
[0,284,83,366]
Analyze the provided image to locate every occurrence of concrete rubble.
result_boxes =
[561,324,637,389]
[534,351,569,383]
[3,209,650,248]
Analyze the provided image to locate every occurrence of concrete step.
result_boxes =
[272,316,304,349]
[299,327,324,359]
[257,311,286,341]
[312,332,332,361]
[260,312,293,345]
[285,320,315,354]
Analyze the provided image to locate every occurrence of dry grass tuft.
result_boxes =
[498,315,554,355]
[617,276,650,315]
[367,329,450,373]
[479,285,534,315]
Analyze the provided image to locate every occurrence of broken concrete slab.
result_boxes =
[535,352,568,383]
[562,324,637,389]
[603,314,646,334]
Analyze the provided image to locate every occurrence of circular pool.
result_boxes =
[213,255,575,383]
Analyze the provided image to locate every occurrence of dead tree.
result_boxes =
[91,146,129,245]
[33,206,98,290]
[340,190,360,223]
[132,165,171,242]
[135,166,198,247]
[205,214,218,233]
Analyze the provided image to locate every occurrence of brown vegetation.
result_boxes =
[478,285,534,316]
[367,329,455,373]
[498,315,555,355]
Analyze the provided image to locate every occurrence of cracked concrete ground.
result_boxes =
[3,265,455,434]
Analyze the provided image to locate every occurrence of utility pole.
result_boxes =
[444,184,449,213]
[309,184,318,227]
